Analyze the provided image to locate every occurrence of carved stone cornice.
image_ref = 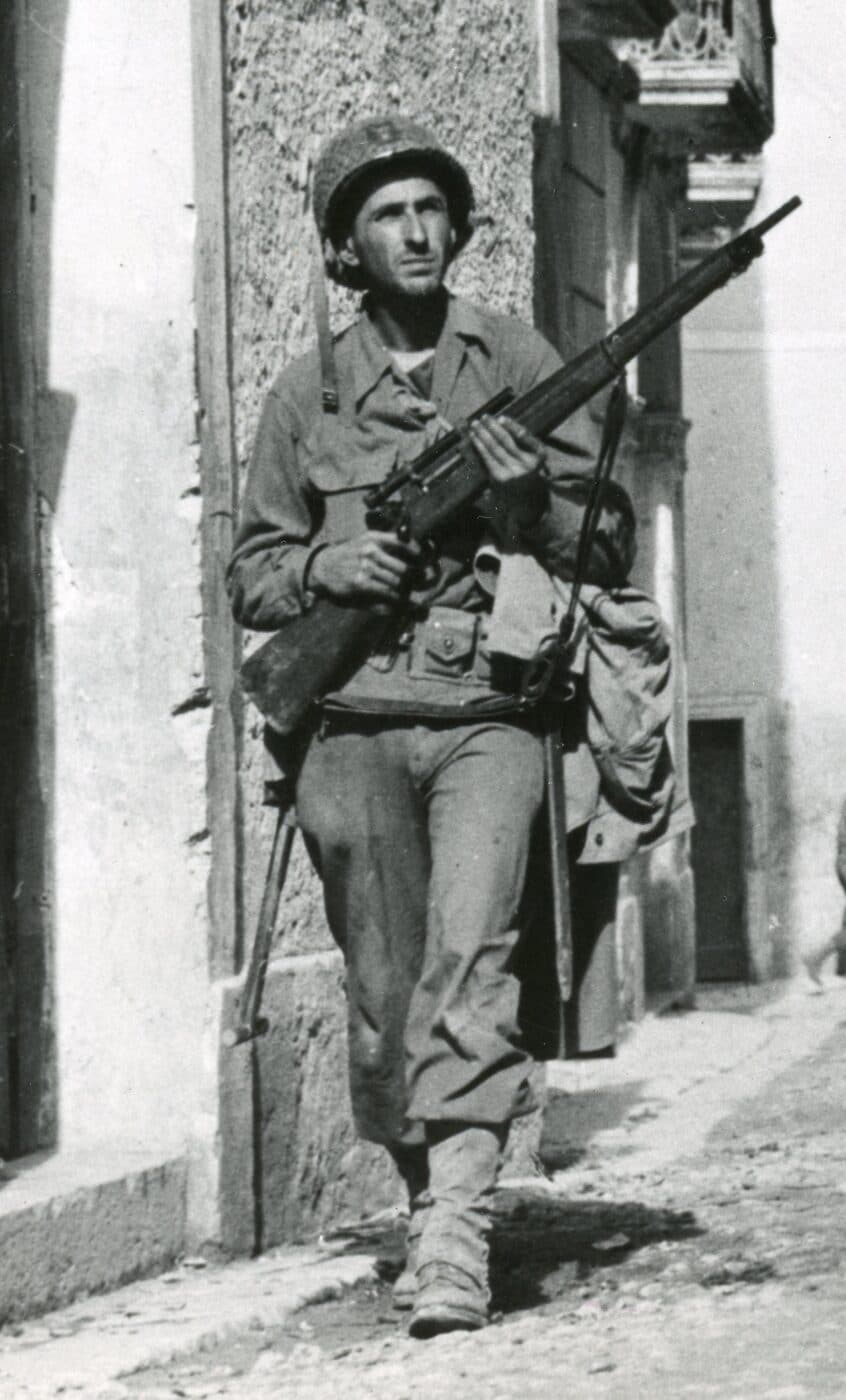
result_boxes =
[559,1,775,154]
[680,151,764,258]
[612,1,774,152]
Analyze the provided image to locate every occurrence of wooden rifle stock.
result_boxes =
[240,197,801,733]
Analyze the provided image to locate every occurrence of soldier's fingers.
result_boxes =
[470,420,522,477]
[470,418,513,461]
[483,416,542,464]
[379,536,423,561]
[364,532,421,563]
[367,546,413,580]
[498,416,543,455]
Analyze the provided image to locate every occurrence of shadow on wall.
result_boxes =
[0,0,73,1159]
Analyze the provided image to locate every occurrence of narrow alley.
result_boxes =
[4,982,846,1399]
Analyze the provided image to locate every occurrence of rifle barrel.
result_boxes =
[748,195,802,240]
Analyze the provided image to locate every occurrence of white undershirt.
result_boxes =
[389,348,436,374]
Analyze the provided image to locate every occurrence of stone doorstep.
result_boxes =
[0,1147,188,1329]
[0,1245,378,1397]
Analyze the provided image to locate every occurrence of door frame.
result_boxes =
[688,692,769,981]
[0,0,55,1156]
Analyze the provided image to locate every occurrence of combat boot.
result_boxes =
[389,1143,430,1311]
[409,1124,504,1340]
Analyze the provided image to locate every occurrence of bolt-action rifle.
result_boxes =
[241,197,800,735]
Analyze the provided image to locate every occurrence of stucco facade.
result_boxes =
[2,1,210,1157]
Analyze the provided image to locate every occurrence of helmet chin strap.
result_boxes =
[312,229,339,415]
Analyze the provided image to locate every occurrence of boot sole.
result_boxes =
[408,1305,487,1339]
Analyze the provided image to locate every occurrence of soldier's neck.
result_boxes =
[366,288,447,353]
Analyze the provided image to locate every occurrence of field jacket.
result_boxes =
[229,294,679,858]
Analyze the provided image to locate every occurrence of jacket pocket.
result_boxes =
[302,417,399,496]
[305,448,400,544]
[410,608,480,683]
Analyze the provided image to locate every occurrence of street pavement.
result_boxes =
[4,976,846,1398]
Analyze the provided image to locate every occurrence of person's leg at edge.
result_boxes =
[804,909,846,989]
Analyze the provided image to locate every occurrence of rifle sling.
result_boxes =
[313,237,339,414]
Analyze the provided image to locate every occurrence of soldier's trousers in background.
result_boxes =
[295,716,545,1149]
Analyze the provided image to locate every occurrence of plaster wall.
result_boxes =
[27,0,209,1149]
[683,3,846,963]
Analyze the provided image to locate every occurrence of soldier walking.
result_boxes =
[227,116,663,1338]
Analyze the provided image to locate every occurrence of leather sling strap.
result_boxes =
[313,236,339,414]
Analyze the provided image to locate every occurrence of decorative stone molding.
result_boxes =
[680,151,764,257]
[612,1,774,151]
[559,1,774,152]
[686,151,764,217]
[620,0,734,65]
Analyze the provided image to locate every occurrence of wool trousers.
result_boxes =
[295,716,545,1148]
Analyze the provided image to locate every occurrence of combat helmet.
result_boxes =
[312,115,475,286]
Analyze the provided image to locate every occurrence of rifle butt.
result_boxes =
[241,599,383,733]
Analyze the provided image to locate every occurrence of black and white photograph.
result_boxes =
[1,2,844,1396]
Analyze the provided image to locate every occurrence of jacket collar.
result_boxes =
[349,292,491,411]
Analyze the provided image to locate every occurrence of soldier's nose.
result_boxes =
[404,212,428,246]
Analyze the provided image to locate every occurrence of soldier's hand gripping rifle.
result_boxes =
[241,197,800,734]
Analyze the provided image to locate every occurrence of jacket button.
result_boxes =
[595,832,604,846]
[443,637,454,653]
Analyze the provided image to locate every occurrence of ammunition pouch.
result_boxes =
[322,605,540,719]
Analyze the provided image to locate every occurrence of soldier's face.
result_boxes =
[342,174,455,298]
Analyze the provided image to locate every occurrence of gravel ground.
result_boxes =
[123,987,846,1399]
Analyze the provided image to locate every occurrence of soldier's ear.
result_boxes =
[337,234,361,272]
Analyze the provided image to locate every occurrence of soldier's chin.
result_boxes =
[397,269,444,297]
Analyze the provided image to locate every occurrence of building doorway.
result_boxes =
[689,718,748,981]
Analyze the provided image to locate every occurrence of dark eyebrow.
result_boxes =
[370,193,448,219]
[371,201,408,219]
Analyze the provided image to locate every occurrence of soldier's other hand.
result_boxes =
[307,531,423,604]
[469,415,546,484]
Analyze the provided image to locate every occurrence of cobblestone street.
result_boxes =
[5,981,846,1398]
